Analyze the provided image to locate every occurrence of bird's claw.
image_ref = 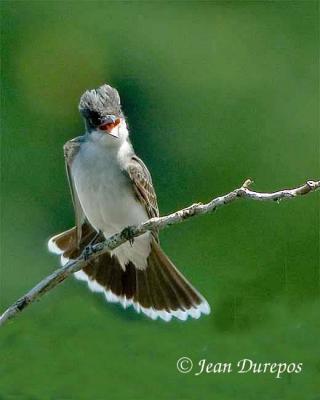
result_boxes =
[83,230,103,260]
[83,245,94,261]
[122,226,135,246]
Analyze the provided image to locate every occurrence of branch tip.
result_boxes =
[242,179,253,189]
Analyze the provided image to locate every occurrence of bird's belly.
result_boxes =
[76,171,143,234]
[71,144,151,269]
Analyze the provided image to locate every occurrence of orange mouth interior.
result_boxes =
[99,118,121,133]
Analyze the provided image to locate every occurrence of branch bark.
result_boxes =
[1,179,319,328]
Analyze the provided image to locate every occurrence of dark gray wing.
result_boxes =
[126,155,159,221]
[63,137,86,245]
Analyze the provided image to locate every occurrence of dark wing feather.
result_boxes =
[63,137,86,245]
[126,156,160,240]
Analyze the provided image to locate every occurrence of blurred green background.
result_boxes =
[1,1,319,399]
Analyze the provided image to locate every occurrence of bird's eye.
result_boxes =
[88,111,101,126]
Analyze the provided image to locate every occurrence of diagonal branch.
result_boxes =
[0,179,319,328]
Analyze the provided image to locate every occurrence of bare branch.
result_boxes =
[1,179,319,328]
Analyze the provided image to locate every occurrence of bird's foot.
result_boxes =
[83,230,103,261]
[83,245,95,261]
[122,226,135,246]
[90,230,103,246]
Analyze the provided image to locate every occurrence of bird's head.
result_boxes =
[79,84,126,140]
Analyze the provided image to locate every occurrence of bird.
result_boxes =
[48,84,210,321]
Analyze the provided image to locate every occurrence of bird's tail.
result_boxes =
[48,226,210,322]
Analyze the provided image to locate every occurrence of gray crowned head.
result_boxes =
[79,84,123,135]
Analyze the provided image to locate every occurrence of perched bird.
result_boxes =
[48,84,210,321]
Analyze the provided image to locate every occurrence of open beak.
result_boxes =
[99,115,121,138]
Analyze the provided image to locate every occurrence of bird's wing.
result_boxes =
[126,156,160,238]
[63,137,86,245]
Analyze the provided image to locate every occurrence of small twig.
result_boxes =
[0,179,319,328]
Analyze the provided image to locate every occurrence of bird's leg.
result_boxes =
[84,230,103,260]
[121,226,135,247]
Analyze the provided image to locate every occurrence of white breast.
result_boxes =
[71,135,151,269]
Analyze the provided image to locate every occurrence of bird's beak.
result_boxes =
[99,115,121,138]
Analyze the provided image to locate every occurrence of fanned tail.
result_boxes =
[48,228,210,322]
